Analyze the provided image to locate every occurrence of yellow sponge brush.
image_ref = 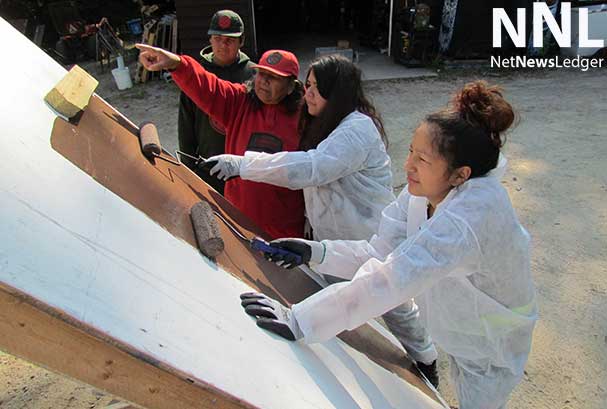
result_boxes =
[44,65,99,119]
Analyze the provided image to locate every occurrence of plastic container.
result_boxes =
[116,55,125,69]
[111,67,133,90]
[127,19,143,35]
[315,46,354,61]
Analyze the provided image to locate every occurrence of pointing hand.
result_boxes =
[135,44,181,71]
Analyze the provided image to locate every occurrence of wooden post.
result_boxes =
[171,18,178,53]
[0,283,253,409]
[135,20,157,83]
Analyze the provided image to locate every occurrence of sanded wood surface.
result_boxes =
[44,65,98,118]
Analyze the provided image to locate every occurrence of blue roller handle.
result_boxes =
[250,237,303,265]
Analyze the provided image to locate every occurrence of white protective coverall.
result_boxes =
[240,110,437,364]
[240,110,394,241]
[291,159,538,409]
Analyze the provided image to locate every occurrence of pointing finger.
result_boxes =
[135,43,156,52]
[148,62,168,71]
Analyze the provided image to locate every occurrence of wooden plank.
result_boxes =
[135,20,156,83]
[150,21,161,80]
[141,32,156,83]
[0,283,253,409]
[160,22,166,50]
[171,18,178,53]
[44,65,98,119]
[134,27,148,83]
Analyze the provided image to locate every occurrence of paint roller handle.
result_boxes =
[251,238,304,268]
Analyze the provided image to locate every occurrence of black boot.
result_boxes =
[416,360,439,388]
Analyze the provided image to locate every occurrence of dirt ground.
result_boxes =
[1,62,605,409]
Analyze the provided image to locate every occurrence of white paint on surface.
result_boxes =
[0,18,443,409]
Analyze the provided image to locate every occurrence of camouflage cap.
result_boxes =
[208,10,244,37]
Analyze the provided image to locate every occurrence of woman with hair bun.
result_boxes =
[242,81,538,409]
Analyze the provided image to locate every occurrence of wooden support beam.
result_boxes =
[141,32,155,83]
[0,283,254,409]
[135,20,157,83]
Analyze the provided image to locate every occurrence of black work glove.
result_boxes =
[197,158,240,181]
[195,159,218,173]
[263,238,326,269]
[240,292,303,341]
[193,159,217,182]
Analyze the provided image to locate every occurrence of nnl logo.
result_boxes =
[493,2,605,48]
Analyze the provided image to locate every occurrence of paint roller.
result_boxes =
[139,122,217,170]
[189,201,302,264]
[138,121,180,165]
[190,201,225,258]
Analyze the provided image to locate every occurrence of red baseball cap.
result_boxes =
[252,50,299,78]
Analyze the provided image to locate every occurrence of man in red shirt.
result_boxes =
[136,43,305,239]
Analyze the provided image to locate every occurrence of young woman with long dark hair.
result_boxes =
[208,55,439,383]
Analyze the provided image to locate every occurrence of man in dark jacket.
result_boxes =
[178,10,255,194]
